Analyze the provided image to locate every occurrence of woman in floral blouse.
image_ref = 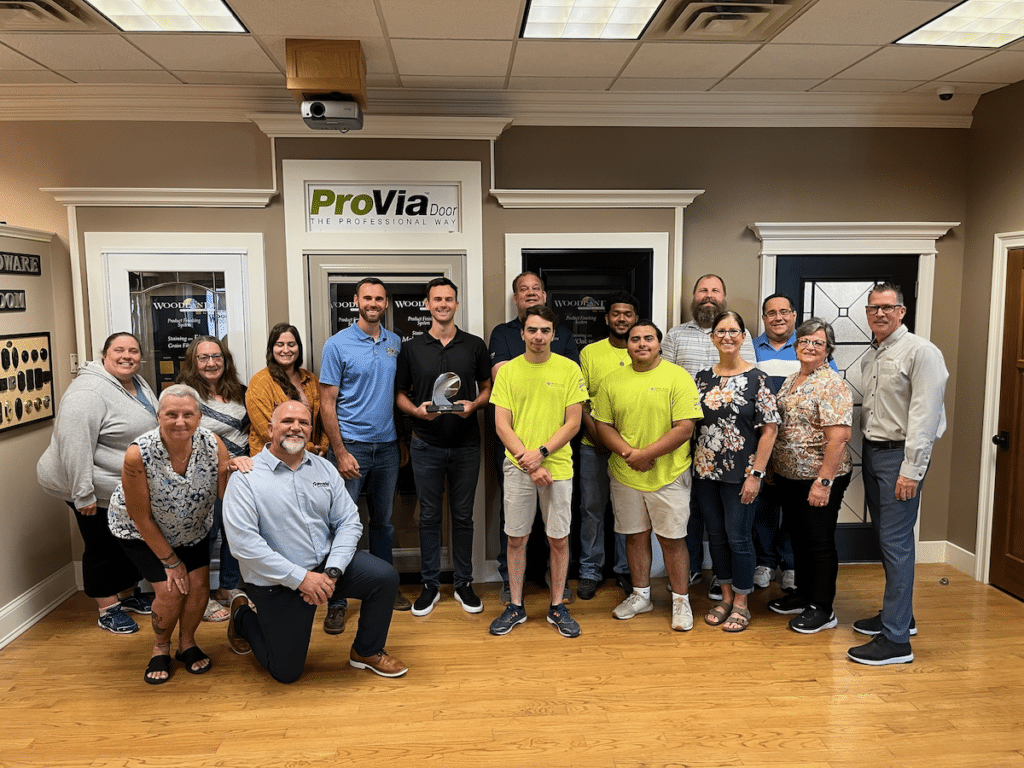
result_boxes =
[693,311,779,632]
[767,318,853,635]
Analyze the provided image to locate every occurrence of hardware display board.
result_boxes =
[0,332,54,433]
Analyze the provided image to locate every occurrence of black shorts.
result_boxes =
[119,533,212,583]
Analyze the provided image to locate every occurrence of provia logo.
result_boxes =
[554,296,603,310]
[152,299,214,311]
[309,189,457,218]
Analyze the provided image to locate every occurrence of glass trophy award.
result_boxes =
[426,372,463,412]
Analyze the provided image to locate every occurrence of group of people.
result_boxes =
[35,270,947,687]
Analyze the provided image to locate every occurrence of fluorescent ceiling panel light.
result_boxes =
[84,0,246,32]
[522,0,662,39]
[896,0,1024,48]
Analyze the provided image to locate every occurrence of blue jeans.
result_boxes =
[579,444,628,581]
[209,498,241,591]
[409,436,479,587]
[863,443,923,644]
[751,480,794,571]
[328,440,399,610]
[694,477,757,594]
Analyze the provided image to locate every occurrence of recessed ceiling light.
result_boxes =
[83,0,247,33]
[522,0,663,40]
[896,0,1024,48]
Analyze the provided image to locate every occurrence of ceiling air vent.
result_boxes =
[0,0,105,31]
[645,0,816,42]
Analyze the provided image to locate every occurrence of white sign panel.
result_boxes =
[305,183,460,233]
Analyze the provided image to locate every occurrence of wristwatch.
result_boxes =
[749,469,767,479]
[325,567,342,581]
[815,477,832,488]
[538,445,550,458]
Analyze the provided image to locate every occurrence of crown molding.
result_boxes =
[0,223,54,242]
[247,112,512,140]
[41,187,276,208]
[491,189,704,209]
[749,221,960,255]
[0,84,977,129]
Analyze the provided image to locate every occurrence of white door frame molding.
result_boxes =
[975,230,1024,583]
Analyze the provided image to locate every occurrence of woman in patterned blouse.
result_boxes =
[767,318,853,635]
[693,311,779,632]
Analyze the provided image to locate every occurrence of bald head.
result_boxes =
[267,400,312,459]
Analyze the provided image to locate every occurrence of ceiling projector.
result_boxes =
[301,99,364,132]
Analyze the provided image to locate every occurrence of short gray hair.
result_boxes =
[158,383,202,413]
[795,317,837,360]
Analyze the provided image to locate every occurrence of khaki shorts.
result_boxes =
[503,459,572,540]
[610,469,691,539]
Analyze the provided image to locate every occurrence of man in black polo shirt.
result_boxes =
[488,270,580,602]
[396,277,492,616]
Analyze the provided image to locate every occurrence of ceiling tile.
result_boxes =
[261,36,392,74]
[0,70,69,84]
[908,80,1007,95]
[381,0,521,39]
[940,51,1024,84]
[391,39,511,76]
[402,75,506,88]
[65,70,182,84]
[512,40,636,78]
[508,76,613,90]
[772,0,958,45]
[610,78,718,92]
[174,70,286,85]
[835,46,988,81]
[0,34,160,70]
[228,0,383,37]
[812,79,922,93]
[622,42,759,79]
[0,44,44,70]
[729,44,878,79]
[712,78,822,92]
[127,34,278,73]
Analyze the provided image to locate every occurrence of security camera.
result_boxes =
[937,85,955,101]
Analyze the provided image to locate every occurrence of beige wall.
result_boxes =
[0,117,978,608]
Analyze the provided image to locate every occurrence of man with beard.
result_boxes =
[663,275,756,591]
[320,277,411,634]
[576,292,639,600]
[488,271,580,603]
[223,401,407,682]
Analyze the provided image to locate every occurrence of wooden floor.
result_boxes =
[1,564,1023,768]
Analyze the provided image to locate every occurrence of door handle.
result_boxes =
[992,431,1010,451]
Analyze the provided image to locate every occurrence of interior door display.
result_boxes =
[0,332,55,433]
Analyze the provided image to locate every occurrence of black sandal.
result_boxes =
[175,646,212,675]
[144,654,173,685]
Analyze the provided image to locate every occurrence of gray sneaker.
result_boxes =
[780,570,797,592]
[612,591,654,620]
[753,565,773,589]
[547,604,581,637]
[489,603,527,636]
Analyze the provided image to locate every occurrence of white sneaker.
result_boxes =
[753,565,773,589]
[781,570,796,592]
[612,591,654,620]
[671,594,693,632]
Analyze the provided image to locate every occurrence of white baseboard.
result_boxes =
[0,564,78,650]
[918,540,977,578]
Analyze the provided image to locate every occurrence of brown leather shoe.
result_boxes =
[349,648,408,678]
[227,592,252,655]
[323,604,347,634]
[393,592,412,611]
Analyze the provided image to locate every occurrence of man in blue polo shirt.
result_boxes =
[320,277,411,631]
[488,271,579,603]
[751,292,838,594]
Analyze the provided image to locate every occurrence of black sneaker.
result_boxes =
[454,583,483,614]
[707,576,723,601]
[768,593,808,615]
[499,581,511,605]
[119,589,153,615]
[411,584,440,616]
[852,611,917,637]
[489,603,527,636]
[615,572,633,597]
[577,578,601,600]
[789,605,838,634]
[848,634,914,665]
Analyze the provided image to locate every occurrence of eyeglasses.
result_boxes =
[196,354,224,363]
[713,329,742,338]
[763,309,794,319]
[796,339,827,349]
[865,304,903,315]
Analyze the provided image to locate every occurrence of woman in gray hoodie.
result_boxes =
[37,332,159,634]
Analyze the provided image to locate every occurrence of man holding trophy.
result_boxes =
[396,277,492,617]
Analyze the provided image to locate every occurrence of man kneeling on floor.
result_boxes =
[222,401,408,682]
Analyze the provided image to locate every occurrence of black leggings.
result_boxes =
[69,502,142,598]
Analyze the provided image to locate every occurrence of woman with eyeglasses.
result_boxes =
[246,323,328,456]
[692,311,779,632]
[177,336,253,621]
[767,317,853,634]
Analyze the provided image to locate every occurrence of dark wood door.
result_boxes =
[990,248,1024,600]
